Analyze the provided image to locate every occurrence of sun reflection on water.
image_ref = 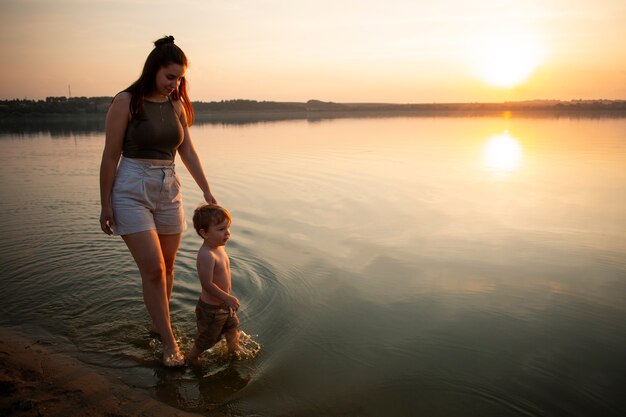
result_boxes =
[482,130,523,173]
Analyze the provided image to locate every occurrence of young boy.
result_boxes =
[186,204,241,362]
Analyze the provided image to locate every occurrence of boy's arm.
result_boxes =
[197,251,240,310]
[208,284,240,311]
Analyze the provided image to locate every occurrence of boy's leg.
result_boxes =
[185,342,202,363]
[225,328,240,353]
[187,304,226,363]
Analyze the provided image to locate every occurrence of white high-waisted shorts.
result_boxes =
[111,156,187,236]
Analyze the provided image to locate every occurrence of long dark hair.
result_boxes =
[124,35,194,125]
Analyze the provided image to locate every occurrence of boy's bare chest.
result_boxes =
[214,257,230,276]
[212,252,231,284]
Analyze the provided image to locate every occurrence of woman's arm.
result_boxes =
[99,93,130,235]
[176,104,217,204]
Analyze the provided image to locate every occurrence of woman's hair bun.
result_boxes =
[154,35,175,47]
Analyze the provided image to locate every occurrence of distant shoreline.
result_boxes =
[1,97,625,119]
[1,99,625,135]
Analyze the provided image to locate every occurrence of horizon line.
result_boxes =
[2,97,626,105]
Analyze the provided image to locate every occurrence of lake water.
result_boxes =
[0,115,625,416]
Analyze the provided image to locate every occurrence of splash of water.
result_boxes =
[147,330,261,365]
[197,331,262,362]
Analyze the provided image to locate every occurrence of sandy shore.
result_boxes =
[0,326,203,417]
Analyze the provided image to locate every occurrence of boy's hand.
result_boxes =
[226,295,240,312]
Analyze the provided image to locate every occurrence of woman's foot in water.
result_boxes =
[163,344,185,367]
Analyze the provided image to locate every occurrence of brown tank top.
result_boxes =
[122,99,184,160]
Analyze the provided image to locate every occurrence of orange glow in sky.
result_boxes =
[0,0,624,102]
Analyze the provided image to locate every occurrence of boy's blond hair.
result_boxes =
[192,204,231,237]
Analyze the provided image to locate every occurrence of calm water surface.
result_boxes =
[1,116,625,416]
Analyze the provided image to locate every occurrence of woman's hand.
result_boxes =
[204,191,217,205]
[100,206,115,235]
[176,108,216,206]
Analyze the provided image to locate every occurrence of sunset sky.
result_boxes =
[1,0,625,103]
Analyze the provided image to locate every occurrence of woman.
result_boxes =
[99,36,216,367]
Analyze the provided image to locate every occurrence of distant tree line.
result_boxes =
[194,99,308,112]
[0,96,112,115]
[2,97,625,117]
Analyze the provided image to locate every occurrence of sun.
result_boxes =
[469,28,544,88]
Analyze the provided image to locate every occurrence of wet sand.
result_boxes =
[0,326,202,417]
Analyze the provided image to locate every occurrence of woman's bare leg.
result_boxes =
[160,233,182,302]
[148,233,182,334]
[122,230,184,366]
